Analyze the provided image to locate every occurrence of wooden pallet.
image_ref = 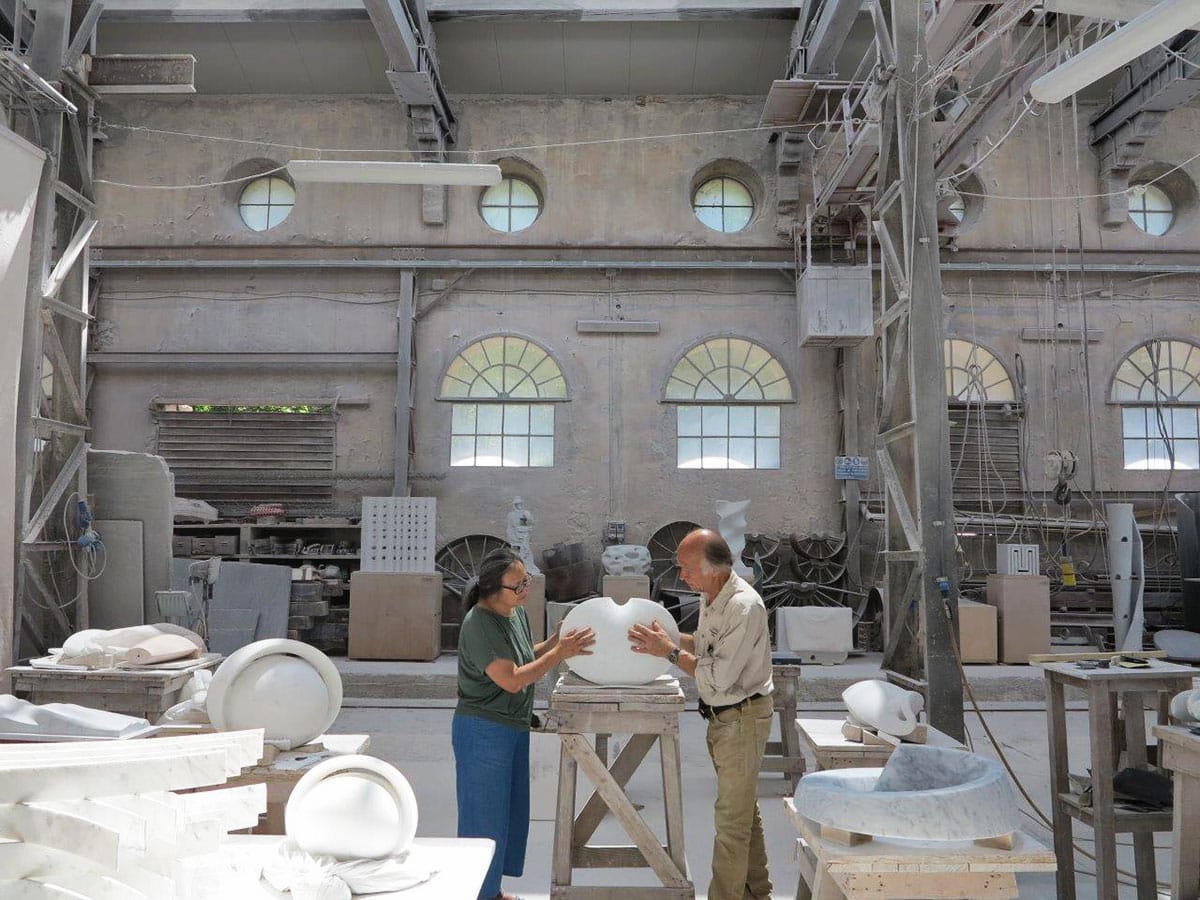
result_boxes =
[840,720,927,747]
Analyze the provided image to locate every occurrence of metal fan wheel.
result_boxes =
[790,532,846,560]
[790,554,847,584]
[742,532,782,584]
[435,534,512,649]
[648,520,702,595]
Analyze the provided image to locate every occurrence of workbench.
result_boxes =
[545,673,693,899]
[784,798,1055,899]
[795,716,965,771]
[1037,659,1196,900]
[1153,724,1200,900]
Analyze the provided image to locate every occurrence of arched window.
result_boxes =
[665,338,792,469]
[944,339,1021,502]
[439,336,567,467]
[944,339,1016,402]
[1112,339,1200,470]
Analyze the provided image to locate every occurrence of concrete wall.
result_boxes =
[89,92,1200,568]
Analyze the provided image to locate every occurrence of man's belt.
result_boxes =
[698,692,766,720]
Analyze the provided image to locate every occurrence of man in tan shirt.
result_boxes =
[628,528,774,900]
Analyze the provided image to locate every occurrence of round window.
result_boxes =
[480,177,542,233]
[692,176,754,233]
[1127,183,1173,236]
[238,176,295,232]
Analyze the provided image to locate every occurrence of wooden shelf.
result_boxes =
[1056,792,1174,832]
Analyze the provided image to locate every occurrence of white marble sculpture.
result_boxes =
[600,544,653,577]
[842,679,925,738]
[714,499,752,577]
[58,624,206,667]
[776,607,852,664]
[1108,502,1146,653]
[0,730,267,898]
[207,639,343,749]
[0,694,153,739]
[1169,688,1200,725]
[794,745,1019,841]
[560,596,681,685]
[286,755,418,860]
[506,496,541,576]
[264,755,431,898]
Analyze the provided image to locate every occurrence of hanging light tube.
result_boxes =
[1030,0,1200,104]
[286,160,502,186]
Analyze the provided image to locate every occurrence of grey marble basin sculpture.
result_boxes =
[794,745,1019,841]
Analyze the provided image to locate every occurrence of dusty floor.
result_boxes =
[331,698,1179,900]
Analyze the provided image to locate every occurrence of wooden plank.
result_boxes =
[562,733,688,888]
[659,733,687,875]
[1028,650,1165,663]
[552,739,577,889]
[572,734,656,849]
[1044,675,1076,900]
[831,871,1019,897]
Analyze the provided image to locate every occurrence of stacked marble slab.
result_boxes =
[0,730,267,898]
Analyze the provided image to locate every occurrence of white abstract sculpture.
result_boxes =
[1169,688,1200,725]
[59,624,206,666]
[286,755,419,860]
[843,679,924,738]
[793,745,1019,842]
[1108,502,1146,652]
[0,694,153,739]
[559,596,681,685]
[600,544,653,577]
[207,639,343,749]
[506,497,540,576]
[776,607,852,664]
[715,499,752,577]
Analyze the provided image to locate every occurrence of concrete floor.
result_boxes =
[331,698,1180,900]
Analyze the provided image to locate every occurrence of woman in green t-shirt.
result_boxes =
[452,547,595,900]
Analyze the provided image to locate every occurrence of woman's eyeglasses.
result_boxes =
[501,576,533,593]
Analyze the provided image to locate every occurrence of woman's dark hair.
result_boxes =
[464,546,523,611]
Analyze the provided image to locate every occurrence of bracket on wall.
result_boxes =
[1089,34,1200,229]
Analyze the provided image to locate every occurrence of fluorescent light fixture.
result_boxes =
[1031,0,1200,104]
[286,160,502,186]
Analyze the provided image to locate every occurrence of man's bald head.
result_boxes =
[678,528,734,572]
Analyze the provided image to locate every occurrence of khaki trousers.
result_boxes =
[704,693,774,900]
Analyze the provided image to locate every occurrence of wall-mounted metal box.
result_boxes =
[797,264,873,348]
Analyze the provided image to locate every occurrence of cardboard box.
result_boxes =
[985,575,1050,664]
[602,575,651,606]
[172,535,192,556]
[957,598,998,664]
[349,572,442,661]
[190,537,215,556]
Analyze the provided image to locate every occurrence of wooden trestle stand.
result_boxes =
[545,673,694,899]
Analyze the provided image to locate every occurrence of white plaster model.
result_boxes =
[286,755,418,861]
[776,607,852,664]
[560,596,680,685]
[59,624,206,666]
[793,745,1019,841]
[714,499,752,577]
[1169,688,1200,724]
[0,694,152,739]
[207,640,342,748]
[1108,502,1146,653]
[842,679,924,738]
[506,497,540,576]
[600,544,652,577]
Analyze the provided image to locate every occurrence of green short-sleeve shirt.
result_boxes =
[456,604,536,730]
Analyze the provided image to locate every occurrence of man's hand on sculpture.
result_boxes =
[628,620,675,658]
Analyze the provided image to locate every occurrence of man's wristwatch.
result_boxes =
[666,646,681,666]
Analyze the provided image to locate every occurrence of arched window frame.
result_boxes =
[438,334,568,468]
[943,339,1023,503]
[663,337,794,470]
[944,339,1016,403]
[1110,339,1200,471]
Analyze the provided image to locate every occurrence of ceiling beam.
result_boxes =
[799,0,861,75]
[1042,0,1156,22]
[96,0,799,21]
[86,53,196,92]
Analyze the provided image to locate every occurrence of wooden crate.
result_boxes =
[8,656,221,722]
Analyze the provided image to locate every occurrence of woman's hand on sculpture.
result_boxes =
[628,620,674,658]
[555,626,596,660]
